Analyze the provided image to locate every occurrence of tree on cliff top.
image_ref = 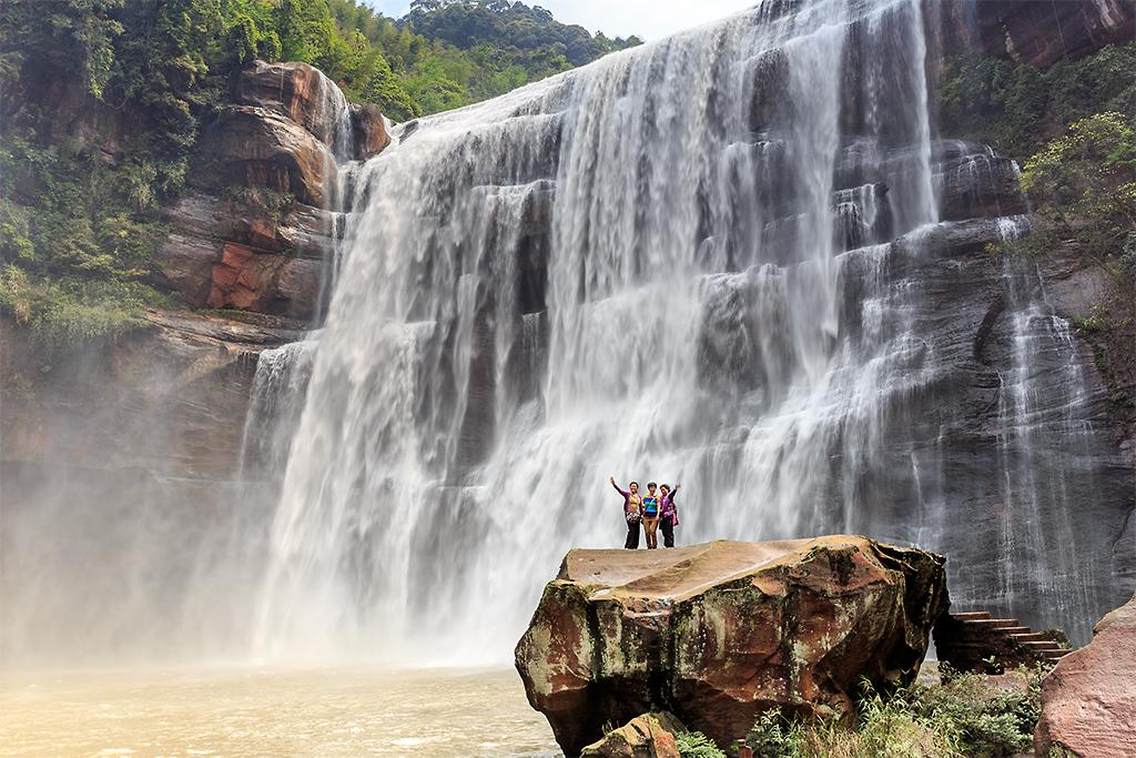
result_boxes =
[0,0,640,341]
[405,0,642,67]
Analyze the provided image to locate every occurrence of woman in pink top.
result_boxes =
[659,484,681,548]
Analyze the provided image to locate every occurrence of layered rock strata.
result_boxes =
[155,61,388,322]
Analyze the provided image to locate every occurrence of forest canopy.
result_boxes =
[0,0,637,341]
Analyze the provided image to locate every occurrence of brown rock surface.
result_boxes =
[926,0,1135,70]
[515,537,947,755]
[1034,595,1136,758]
[153,233,323,321]
[350,103,391,161]
[976,0,1135,69]
[163,193,341,260]
[0,311,301,478]
[580,712,684,758]
[205,242,321,318]
[192,105,336,207]
[234,60,348,148]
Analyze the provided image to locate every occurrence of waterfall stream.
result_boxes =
[4,0,1130,672]
[251,0,954,661]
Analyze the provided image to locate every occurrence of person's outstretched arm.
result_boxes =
[610,476,629,498]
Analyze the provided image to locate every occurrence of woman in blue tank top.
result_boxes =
[641,482,661,549]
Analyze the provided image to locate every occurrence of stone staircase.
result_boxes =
[933,610,1071,673]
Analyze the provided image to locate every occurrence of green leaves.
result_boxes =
[674,730,726,758]
[740,670,1044,758]
[0,265,166,344]
[277,0,334,65]
[1021,112,1136,262]
[0,0,124,99]
[939,43,1136,160]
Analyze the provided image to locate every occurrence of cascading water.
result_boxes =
[3,0,1129,672]
[254,0,955,662]
[986,218,1106,643]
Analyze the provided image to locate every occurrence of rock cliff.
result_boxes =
[926,0,1135,69]
[154,61,388,323]
[515,537,947,755]
[1035,595,1136,757]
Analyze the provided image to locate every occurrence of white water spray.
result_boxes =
[254,0,951,662]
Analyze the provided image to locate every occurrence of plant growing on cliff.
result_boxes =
[0,265,164,343]
[939,43,1136,159]
[0,0,125,99]
[1020,111,1136,273]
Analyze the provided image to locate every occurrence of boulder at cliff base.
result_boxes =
[1035,594,1136,757]
[515,536,947,755]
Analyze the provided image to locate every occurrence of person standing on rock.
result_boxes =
[659,484,680,548]
[610,477,643,549]
[641,482,661,549]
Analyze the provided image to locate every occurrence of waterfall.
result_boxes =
[252,0,952,662]
[240,339,320,481]
[986,218,1104,643]
[251,0,1126,661]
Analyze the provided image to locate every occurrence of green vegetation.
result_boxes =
[406,0,640,67]
[333,0,639,119]
[0,0,635,341]
[676,730,726,758]
[1021,111,1136,269]
[742,670,1043,758]
[992,109,1136,282]
[0,135,171,343]
[940,43,1136,159]
[0,266,167,344]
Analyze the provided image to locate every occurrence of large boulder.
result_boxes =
[515,537,947,755]
[234,60,348,149]
[350,103,391,161]
[1034,595,1136,757]
[191,105,336,207]
[580,712,684,758]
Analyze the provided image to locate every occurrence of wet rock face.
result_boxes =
[233,60,349,148]
[515,537,947,755]
[933,140,1026,222]
[974,0,1135,69]
[350,103,391,161]
[1035,595,1136,757]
